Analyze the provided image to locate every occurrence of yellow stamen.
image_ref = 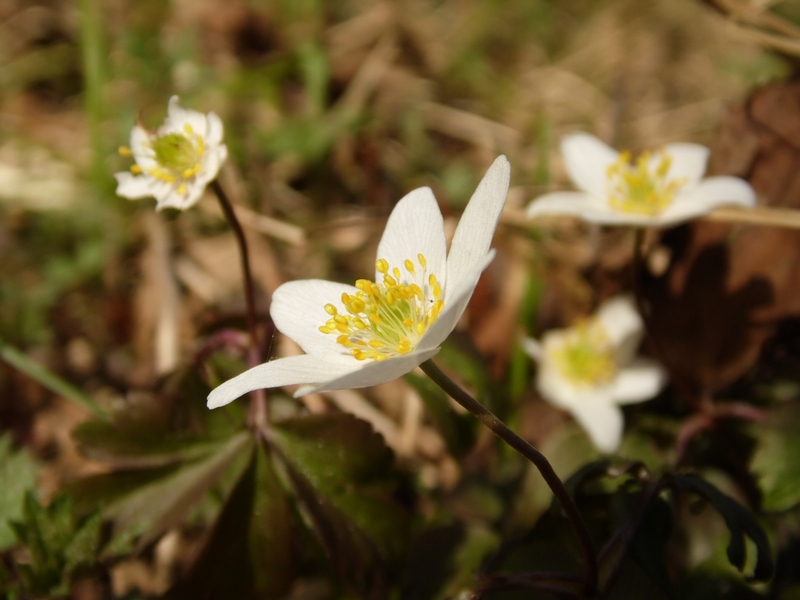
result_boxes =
[606,149,686,216]
[550,319,617,387]
[320,253,445,361]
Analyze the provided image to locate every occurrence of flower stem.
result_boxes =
[419,359,598,598]
[210,179,268,430]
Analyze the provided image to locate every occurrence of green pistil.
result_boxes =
[150,133,198,173]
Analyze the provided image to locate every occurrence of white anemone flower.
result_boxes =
[115,96,228,211]
[207,156,510,409]
[526,132,755,227]
[523,295,666,453]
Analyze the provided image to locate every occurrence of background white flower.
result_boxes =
[207,155,510,409]
[115,96,228,211]
[523,295,666,452]
[526,132,755,227]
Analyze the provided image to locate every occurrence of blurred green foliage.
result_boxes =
[1,0,799,598]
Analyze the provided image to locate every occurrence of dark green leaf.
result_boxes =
[8,493,103,597]
[625,496,674,598]
[751,402,800,512]
[73,418,223,468]
[667,474,773,582]
[104,431,252,549]
[64,510,103,575]
[270,413,411,595]
[170,441,296,599]
[0,433,39,549]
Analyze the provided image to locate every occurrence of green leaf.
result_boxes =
[667,473,773,582]
[104,431,252,549]
[171,441,297,599]
[297,41,330,116]
[751,402,800,512]
[624,496,674,598]
[0,342,106,418]
[0,434,40,549]
[73,418,224,468]
[8,493,103,597]
[270,413,411,595]
[63,510,103,576]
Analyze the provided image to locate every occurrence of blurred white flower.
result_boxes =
[115,96,227,211]
[523,295,666,452]
[207,156,511,409]
[526,132,755,227]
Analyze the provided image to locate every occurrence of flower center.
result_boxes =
[550,319,617,387]
[606,150,685,216]
[119,123,205,196]
[319,254,445,361]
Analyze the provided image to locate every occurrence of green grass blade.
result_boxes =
[0,343,107,419]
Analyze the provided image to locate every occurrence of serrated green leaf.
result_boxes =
[64,510,103,576]
[104,431,252,549]
[170,441,296,599]
[270,413,410,595]
[667,473,773,582]
[751,402,800,512]
[8,493,103,597]
[250,445,297,595]
[73,418,224,468]
[70,464,181,518]
[0,434,40,549]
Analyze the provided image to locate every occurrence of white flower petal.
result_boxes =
[215,144,229,165]
[670,176,756,216]
[207,353,359,409]
[297,347,440,396]
[526,191,605,219]
[536,361,612,411]
[521,337,542,361]
[376,186,446,285]
[659,143,709,189]
[418,250,495,352]
[130,125,151,155]
[561,133,619,197]
[198,150,224,186]
[155,185,202,211]
[206,112,225,146]
[595,295,643,364]
[611,359,667,404]
[165,95,208,138]
[271,279,360,355]
[115,172,153,199]
[446,155,510,292]
[569,401,624,453]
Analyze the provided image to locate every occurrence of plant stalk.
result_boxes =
[210,179,268,430]
[419,359,598,598]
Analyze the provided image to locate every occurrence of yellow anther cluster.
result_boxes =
[551,320,617,387]
[606,150,685,216]
[319,254,445,361]
[119,124,206,196]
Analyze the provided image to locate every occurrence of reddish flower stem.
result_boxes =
[420,359,598,598]
[210,179,268,431]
